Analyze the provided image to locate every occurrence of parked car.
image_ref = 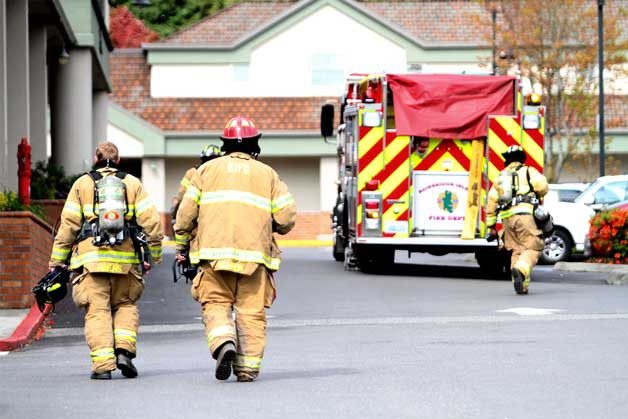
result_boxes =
[547,183,589,203]
[607,200,628,211]
[540,199,595,264]
[574,175,628,211]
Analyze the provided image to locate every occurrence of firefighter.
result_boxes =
[49,142,163,379]
[486,145,548,294]
[171,145,223,220]
[174,116,296,382]
[171,145,222,270]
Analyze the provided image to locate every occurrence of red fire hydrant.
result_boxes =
[17,137,31,205]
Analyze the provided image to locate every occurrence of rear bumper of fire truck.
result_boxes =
[355,236,495,253]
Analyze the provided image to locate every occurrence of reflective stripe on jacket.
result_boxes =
[174,167,197,207]
[50,167,164,274]
[174,152,296,273]
[486,163,548,226]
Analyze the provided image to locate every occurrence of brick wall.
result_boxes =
[0,212,53,309]
[162,211,331,241]
[281,211,331,240]
[32,199,65,228]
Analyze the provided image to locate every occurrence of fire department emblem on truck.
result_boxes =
[437,190,459,213]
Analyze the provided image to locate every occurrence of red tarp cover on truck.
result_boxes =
[387,74,516,139]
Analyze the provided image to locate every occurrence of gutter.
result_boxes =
[164,130,321,139]
[91,0,114,52]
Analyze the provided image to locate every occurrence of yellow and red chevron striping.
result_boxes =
[357,131,411,237]
[487,116,544,181]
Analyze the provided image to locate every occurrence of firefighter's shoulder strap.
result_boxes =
[87,170,128,209]
[87,170,127,182]
[525,166,535,196]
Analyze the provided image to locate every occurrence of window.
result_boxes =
[594,181,627,205]
[558,189,581,203]
[312,54,344,86]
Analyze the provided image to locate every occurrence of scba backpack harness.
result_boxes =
[79,170,152,270]
[88,170,129,246]
[496,164,553,236]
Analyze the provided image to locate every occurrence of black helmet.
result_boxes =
[32,266,70,313]
[502,145,526,165]
[200,145,223,163]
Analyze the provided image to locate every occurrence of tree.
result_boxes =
[110,6,160,48]
[110,0,236,39]
[475,0,627,181]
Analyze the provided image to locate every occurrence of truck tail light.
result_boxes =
[362,194,382,235]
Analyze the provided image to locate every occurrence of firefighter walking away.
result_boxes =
[49,142,163,379]
[171,144,223,221]
[486,145,548,294]
[174,116,296,382]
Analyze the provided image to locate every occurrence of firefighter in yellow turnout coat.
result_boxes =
[175,116,296,382]
[49,142,163,379]
[171,145,223,218]
[486,146,548,295]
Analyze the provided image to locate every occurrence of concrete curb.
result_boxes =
[554,262,628,285]
[0,305,47,351]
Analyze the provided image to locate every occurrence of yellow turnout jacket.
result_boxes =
[50,167,164,274]
[174,152,296,274]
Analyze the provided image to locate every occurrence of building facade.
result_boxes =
[0,0,112,191]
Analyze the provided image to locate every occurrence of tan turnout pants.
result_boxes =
[502,214,544,288]
[72,271,144,373]
[191,264,276,380]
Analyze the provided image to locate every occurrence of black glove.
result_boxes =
[485,227,498,242]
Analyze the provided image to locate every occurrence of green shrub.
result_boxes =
[31,159,79,199]
[0,190,45,219]
[0,190,26,211]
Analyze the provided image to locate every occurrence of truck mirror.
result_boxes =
[321,104,335,139]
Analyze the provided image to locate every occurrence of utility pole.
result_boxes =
[598,0,605,177]
[491,7,497,75]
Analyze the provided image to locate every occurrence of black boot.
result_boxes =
[116,349,138,378]
[215,342,236,381]
[90,371,112,380]
[512,268,527,295]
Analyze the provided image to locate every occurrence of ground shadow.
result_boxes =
[365,263,506,281]
[256,367,361,382]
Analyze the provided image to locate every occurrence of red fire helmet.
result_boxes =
[220,116,261,141]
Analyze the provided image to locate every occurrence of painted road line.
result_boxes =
[496,307,563,316]
[46,313,628,338]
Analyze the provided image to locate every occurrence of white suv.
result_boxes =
[541,192,595,264]
[574,175,628,211]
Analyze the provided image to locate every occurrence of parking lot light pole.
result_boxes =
[598,0,605,177]
[491,7,497,75]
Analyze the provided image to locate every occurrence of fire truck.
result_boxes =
[320,74,545,273]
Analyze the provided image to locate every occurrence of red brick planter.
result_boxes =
[31,199,65,228]
[0,212,53,309]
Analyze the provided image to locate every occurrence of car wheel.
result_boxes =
[541,229,573,264]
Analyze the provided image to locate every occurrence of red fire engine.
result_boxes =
[321,74,544,273]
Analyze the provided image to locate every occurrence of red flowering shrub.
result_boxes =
[588,208,628,264]
[110,6,159,48]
